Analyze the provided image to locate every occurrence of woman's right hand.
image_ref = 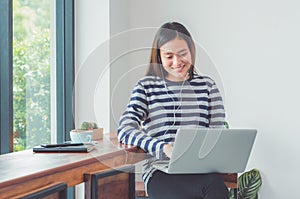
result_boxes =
[163,144,173,158]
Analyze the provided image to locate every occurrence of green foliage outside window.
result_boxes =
[13,0,51,151]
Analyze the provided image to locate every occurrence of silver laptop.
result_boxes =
[153,129,257,174]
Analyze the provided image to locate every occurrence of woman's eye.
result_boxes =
[180,53,187,57]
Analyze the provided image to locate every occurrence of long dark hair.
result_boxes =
[145,22,196,79]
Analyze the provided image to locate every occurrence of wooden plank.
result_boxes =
[220,173,238,188]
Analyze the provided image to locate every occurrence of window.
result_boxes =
[0,0,74,154]
[13,0,53,151]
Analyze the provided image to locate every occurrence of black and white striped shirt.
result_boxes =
[117,74,225,186]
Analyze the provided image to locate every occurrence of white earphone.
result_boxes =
[159,64,190,138]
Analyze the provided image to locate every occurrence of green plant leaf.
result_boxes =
[230,169,262,199]
[80,122,90,130]
[225,121,230,129]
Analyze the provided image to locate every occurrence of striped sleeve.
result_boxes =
[207,80,226,128]
[117,81,167,159]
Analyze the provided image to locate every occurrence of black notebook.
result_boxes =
[33,145,94,153]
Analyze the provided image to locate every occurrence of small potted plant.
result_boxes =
[80,122,103,140]
[80,122,98,131]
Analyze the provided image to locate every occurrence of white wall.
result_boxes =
[75,0,110,132]
[109,0,131,131]
[110,0,300,198]
[77,0,300,197]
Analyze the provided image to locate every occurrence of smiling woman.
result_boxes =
[118,22,228,199]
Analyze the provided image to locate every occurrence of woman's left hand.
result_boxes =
[163,144,173,158]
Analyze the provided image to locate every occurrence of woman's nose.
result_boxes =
[173,55,181,65]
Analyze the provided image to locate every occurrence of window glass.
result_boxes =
[13,0,54,151]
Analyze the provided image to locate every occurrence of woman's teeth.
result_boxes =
[172,65,185,69]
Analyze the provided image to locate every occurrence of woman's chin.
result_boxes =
[168,73,189,81]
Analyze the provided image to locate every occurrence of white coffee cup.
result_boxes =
[70,130,93,143]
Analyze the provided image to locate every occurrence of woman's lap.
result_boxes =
[147,171,229,199]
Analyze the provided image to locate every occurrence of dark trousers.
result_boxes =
[147,171,229,199]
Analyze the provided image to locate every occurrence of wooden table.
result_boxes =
[0,134,147,199]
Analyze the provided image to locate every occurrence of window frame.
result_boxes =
[56,0,75,143]
[0,0,13,154]
[0,0,74,154]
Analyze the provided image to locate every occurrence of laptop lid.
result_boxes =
[166,128,257,174]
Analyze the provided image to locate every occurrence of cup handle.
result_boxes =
[87,135,92,143]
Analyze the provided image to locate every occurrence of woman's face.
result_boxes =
[160,38,192,81]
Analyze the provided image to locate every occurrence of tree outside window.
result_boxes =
[13,0,52,151]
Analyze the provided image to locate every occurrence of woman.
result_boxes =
[118,22,229,199]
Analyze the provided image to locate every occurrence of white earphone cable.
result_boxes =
[159,65,190,139]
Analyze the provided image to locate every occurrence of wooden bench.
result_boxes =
[136,173,238,198]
